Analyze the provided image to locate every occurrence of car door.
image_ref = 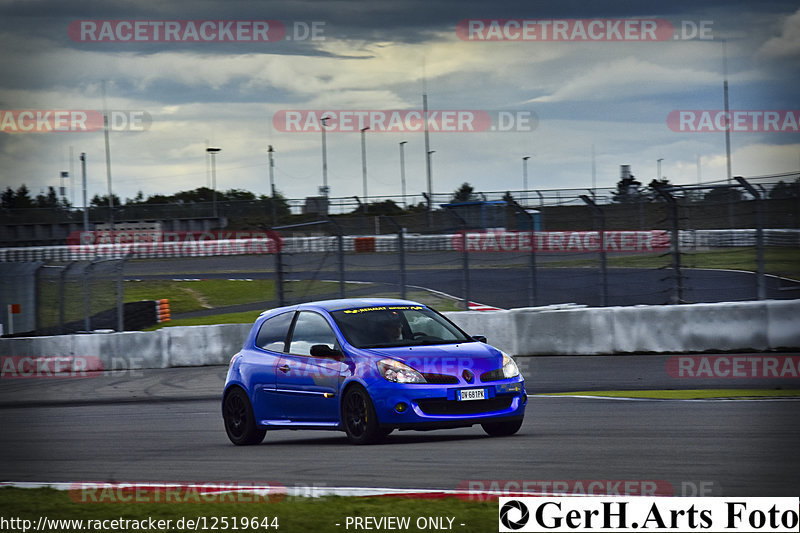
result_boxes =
[247,310,295,423]
[276,311,346,422]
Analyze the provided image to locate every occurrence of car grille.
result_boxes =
[416,396,514,415]
[421,373,459,384]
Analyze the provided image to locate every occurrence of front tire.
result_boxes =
[223,387,266,445]
[342,385,382,445]
[481,418,523,437]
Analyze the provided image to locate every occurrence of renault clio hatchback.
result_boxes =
[222,298,526,445]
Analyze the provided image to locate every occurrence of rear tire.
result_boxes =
[342,385,382,445]
[481,418,523,437]
[223,387,266,445]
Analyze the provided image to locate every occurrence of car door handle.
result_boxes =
[279,364,290,373]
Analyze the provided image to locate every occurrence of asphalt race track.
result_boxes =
[1,358,799,496]
[124,255,800,309]
[1,398,798,496]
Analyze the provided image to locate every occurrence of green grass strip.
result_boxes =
[0,488,495,532]
[537,389,800,400]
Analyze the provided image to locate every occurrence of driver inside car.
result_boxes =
[375,312,404,344]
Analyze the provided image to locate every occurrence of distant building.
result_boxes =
[440,200,507,229]
[303,196,329,216]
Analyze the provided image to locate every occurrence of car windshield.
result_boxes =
[330,305,472,349]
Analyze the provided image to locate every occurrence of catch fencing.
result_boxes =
[1,175,799,336]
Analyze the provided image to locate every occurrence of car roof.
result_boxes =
[258,298,427,318]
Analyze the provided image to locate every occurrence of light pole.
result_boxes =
[522,156,531,205]
[102,81,114,227]
[427,150,436,206]
[268,145,277,226]
[399,141,408,208]
[206,147,221,218]
[423,90,432,225]
[360,127,369,208]
[59,171,69,203]
[80,152,88,232]
[320,116,330,197]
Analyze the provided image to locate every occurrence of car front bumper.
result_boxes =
[366,379,527,429]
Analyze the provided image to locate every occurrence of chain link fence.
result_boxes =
[0,259,127,336]
[2,175,798,336]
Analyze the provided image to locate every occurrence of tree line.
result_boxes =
[3,176,797,213]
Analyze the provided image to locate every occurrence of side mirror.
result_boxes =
[310,344,344,360]
[472,335,488,343]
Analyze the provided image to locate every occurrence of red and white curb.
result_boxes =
[468,301,503,311]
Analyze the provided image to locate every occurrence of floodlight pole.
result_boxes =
[206,147,221,218]
[80,153,88,232]
[361,127,369,209]
[399,141,408,208]
[268,145,277,225]
[321,116,330,197]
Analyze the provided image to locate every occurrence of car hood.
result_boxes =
[361,342,504,378]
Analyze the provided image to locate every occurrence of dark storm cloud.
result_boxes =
[4,0,798,52]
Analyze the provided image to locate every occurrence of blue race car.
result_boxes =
[222,298,526,445]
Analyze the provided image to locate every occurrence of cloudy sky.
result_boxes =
[1,0,798,209]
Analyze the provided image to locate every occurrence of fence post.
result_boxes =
[580,195,608,307]
[117,256,127,332]
[83,261,93,331]
[508,200,538,307]
[381,215,407,300]
[653,186,683,304]
[326,216,346,299]
[59,263,68,334]
[735,177,765,300]
[443,206,470,310]
[275,246,285,307]
[34,263,44,333]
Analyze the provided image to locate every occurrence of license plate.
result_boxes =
[457,388,486,401]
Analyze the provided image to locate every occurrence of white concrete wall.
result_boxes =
[446,299,800,355]
[0,301,798,368]
[0,323,251,370]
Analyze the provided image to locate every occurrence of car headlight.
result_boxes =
[377,358,427,383]
[502,352,520,379]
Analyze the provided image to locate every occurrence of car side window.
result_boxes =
[288,311,338,356]
[255,311,294,352]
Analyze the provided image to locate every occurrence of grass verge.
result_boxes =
[145,288,465,329]
[0,488,494,532]
[125,279,276,314]
[537,389,800,400]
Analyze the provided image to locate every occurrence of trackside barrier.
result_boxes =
[0,324,251,370]
[0,301,797,369]
[446,299,800,355]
